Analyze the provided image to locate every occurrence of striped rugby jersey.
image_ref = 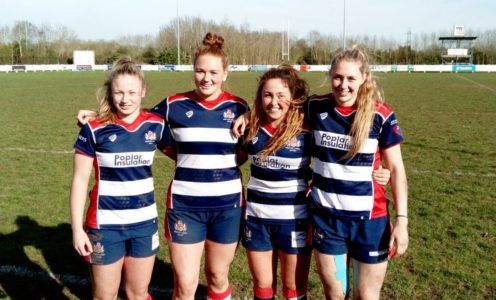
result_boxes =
[307,93,404,219]
[152,91,249,211]
[245,124,312,224]
[74,111,171,229]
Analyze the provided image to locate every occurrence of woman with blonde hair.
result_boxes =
[77,33,249,300]
[307,46,408,299]
[70,57,171,300]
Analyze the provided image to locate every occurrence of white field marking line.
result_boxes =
[0,147,168,158]
[411,169,495,177]
[1,147,74,154]
[0,265,173,295]
[453,73,496,93]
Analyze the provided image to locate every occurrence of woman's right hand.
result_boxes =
[72,228,93,256]
[77,110,97,127]
[232,111,251,137]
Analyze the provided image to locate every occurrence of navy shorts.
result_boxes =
[165,207,242,244]
[242,219,310,254]
[311,211,391,263]
[85,221,159,265]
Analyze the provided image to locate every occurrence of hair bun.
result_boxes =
[203,32,225,49]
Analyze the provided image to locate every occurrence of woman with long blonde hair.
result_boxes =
[308,46,408,299]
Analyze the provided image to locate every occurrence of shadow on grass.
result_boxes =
[0,216,207,299]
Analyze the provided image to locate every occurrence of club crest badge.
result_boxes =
[108,134,117,142]
[313,228,324,244]
[244,227,252,240]
[186,110,194,118]
[285,136,301,151]
[252,137,258,144]
[319,112,328,120]
[145,130,157,143]
[92,242,105,254]
[223,109,235,123]
[174,220,187,236]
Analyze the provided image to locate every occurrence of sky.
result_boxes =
[1,0,494,41]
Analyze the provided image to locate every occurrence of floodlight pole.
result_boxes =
[342,0,346,50]
[281,20,290,62]
[176,0,180,66]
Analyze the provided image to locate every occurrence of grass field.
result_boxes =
[0,70,495,299]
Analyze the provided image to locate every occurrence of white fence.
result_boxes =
[2,64,496,73]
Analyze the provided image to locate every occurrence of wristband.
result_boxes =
[396,215,408,219]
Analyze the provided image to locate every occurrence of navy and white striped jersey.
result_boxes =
[245,124,312,224]
[152,91,249,211]
[307,94,404,220]
[74,111,171,229]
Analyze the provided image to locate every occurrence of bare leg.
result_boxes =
[168,240,205,300]
[122,255,156,300]
[247,250,275,293]
[279,250,311,298]
[314,250,349,300]
[351,259,387,300]
[90,257,124,300]
[204,240,238,294]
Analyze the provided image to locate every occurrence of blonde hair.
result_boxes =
[194,32,229,70]
[96,57,146,123]
[245,64,309,156]
[330,46,383,159]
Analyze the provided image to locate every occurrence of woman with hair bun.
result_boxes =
[151,32,249,300]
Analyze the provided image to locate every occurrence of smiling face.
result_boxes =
[261,78,291,128]
[193,54,228,101]
[111,74,145,122]
[330,60,366,107]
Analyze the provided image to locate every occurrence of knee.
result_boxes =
[353,286,381,300]
[124,277,150,299]
[205,269,228,288]
[124,286,149,300]
[316,272,347,300]
[174,274,199,298]
[253,277,273,290]
[93,289,119,300]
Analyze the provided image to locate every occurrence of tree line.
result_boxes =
[1,18,496,65]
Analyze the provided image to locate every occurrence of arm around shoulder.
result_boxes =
[77,110,97,127]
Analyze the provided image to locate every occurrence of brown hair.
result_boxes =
[330,46,383,159]
[245,64,309,156]
[96,57,146,123]
[193,32,229,70]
